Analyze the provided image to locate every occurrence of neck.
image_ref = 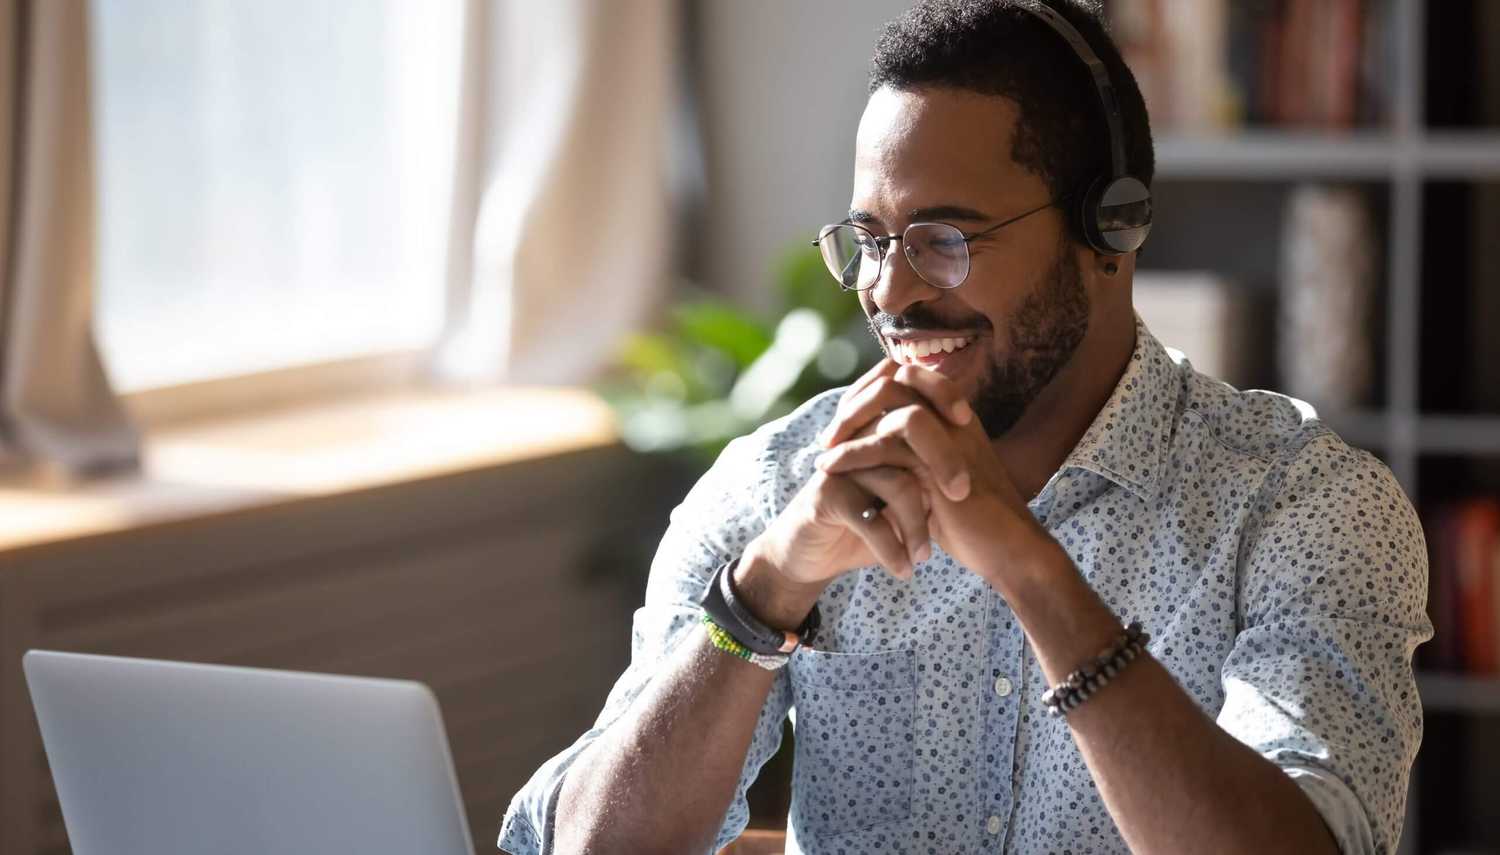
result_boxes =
[990,306,1136,501]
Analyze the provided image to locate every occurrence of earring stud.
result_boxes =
[1103,261,1119,276]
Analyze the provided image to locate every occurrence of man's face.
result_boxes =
[851,85,1091,437]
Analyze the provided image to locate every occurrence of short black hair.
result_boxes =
[869,0,1154,240]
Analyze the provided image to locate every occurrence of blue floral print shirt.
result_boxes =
[500,317,1431,855]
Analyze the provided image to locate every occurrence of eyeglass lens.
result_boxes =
[816,223,972,291]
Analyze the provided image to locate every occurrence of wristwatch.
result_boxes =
[698,558,821,656]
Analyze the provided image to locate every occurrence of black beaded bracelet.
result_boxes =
[1041,621,1150,717]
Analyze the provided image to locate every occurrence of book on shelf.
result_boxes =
[1425,497,1500,675]
[1277,184,1376,411]
[1107,0,1390,131]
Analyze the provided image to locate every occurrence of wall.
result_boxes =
[693,0,911,308]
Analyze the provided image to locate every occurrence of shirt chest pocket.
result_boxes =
[788,647,915,840]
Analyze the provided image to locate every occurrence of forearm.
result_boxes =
[553,629,778,854]
[995,543,1340,855]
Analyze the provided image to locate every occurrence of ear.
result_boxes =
[1093,250,1135,279]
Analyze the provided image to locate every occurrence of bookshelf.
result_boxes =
[1132,1,1500,853]
[1418,673,1500,715]
[1156,132,1500,180]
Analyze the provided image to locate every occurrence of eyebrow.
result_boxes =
[845,205,995,226]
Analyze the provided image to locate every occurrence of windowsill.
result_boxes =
[0,385,620,555]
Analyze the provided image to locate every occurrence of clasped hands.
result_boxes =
[812,357,1051,585]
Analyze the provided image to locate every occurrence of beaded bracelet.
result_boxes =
[701,614,791,671]
[1041,621,1150,717]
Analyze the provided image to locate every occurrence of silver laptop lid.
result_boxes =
[24,650,475,855]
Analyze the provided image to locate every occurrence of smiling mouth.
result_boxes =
[884,334,975,366]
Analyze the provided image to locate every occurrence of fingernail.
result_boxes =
[914,541,931,563]
[814,451,832,469]
[947,471,971,501]
[951,399,973,425]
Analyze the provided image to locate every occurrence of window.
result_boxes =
[91,0,464,392]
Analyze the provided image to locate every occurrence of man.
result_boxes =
[500,2,1430,853]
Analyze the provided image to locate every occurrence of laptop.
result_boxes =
[23,650,476,855]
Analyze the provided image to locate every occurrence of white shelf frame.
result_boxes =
[1418,672,1500,715]
[1155,131,1500,180]
[1387,0,1426,495]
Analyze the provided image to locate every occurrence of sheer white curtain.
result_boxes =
[0,0,138,475]
[91,0,465,393]
[0,0,676,476]
[435,0,676,386]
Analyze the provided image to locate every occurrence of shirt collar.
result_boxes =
[1057,314,1179,503]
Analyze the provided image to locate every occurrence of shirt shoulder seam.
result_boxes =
[1179,403,1336,467]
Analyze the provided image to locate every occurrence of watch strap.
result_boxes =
[698,558,820,656]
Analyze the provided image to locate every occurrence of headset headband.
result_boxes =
[1022,3,1127,180]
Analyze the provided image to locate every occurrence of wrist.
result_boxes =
[733,537,827,632]
[995,542,1127,683]
[976,523,1068,596]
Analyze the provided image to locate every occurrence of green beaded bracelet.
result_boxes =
[703,614,752,659]
[701,614,792,671]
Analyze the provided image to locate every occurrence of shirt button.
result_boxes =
[987,815,1002,835]
[993,676,1013,697]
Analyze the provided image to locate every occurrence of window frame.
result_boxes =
[122,348,439,430]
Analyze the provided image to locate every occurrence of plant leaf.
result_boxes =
[671,301,773,369]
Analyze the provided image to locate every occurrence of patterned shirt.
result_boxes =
[499,317,1431,855]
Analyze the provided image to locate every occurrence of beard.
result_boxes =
[969,242,1090,437]
[865,238,1091,437]
[864,240,1098,438]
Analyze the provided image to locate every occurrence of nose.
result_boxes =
[867,237,940,319]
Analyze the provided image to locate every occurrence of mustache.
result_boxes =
[868,310,990,334]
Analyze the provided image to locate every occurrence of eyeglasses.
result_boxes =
[811,200,1055,291]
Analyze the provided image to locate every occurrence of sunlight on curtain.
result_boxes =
[90,0,463,391]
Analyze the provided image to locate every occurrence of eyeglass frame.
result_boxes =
[811,198,1059,291]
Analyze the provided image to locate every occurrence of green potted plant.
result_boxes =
[597,242,881,466]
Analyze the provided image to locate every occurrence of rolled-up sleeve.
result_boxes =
[1217,434,1433,855]
[498,427,796,855]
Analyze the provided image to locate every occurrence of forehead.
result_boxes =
[852,86,1044,220]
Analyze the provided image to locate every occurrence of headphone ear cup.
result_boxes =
[1081,175,1153,255]
[1077,175,1112,255]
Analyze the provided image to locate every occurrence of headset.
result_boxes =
[1019,3,1152,255]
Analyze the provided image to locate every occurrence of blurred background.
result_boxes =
[0,1,1494,854]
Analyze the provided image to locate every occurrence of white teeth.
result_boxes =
[889,336,972,363]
